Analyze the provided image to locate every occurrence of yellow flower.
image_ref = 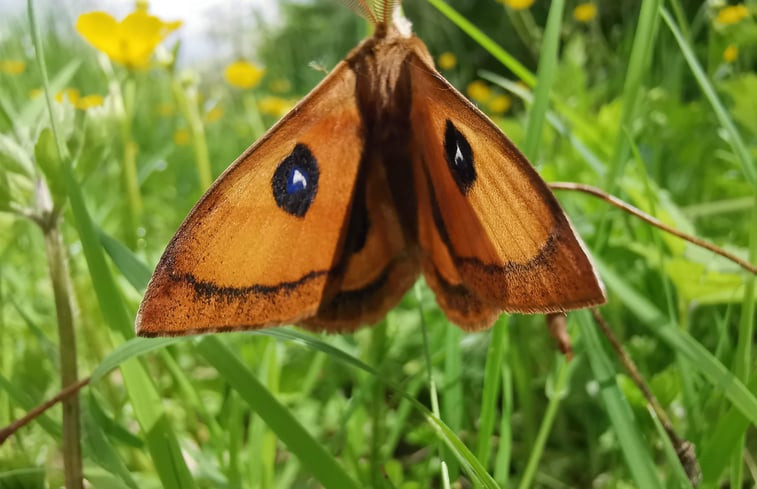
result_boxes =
[55,88,81,105]
[0,60,26,75]
[52,89,104,110]
[29,88,42,99]
[487,94,511,114]
[224,61,264,89]
[204,105,224,123]
[723,44,739,63]
[76,10,182,69]
[437,52,457,70]
[258,96,295,118]
[573,3,597,22]
[716,5,749,25]
[173,128,190,146]
[269,78,292,94]
[498,0,535,10]
[467,80,491,103]
[76,94,104,110]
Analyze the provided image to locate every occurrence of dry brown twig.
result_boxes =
[590,309,702,486]
[550,182,756,275]
[0,377,90,445]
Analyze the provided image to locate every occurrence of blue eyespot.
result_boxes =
[272,144,319,217]
[287,166,308,194]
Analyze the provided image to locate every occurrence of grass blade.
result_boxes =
[522,0,564,160]
[425,0,535,86]
[476,317,508,468]
[578,311,665,489]
[660,7,756,185]
[196,336,363,489]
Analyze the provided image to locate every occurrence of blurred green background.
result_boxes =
[0,0,755,488]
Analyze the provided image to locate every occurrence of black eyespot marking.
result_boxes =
[443,119,476,194]
[272,143,319,217]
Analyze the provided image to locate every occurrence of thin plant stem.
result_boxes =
[731,197,757,488]
[173,78,213,189]
[28,0,84,487]
[43,223,83,489]
[243,92,268,140]
[517,354,570,489]
[120,76,141,248]
[263,340,280,489]
[369,321,387,487]
[476,317,508,468]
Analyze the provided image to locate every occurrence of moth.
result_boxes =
[136,1,605,337]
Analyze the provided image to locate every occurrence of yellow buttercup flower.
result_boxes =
[258,96,295,118]
[55,88,81,105]
[0,60,26,75]
[467,80,491,103]
[723,44,739,63]
[437,52,457,70]
[487,94,512,115]
[225,61,264,89]
[573,3,597,23]
[53,89,104,110]
[77,94,104,110]
[76,10,181,69]
[716,5,749,25]
[498,0,535,10]
[173,128,190,146]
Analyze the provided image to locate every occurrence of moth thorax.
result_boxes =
[351,41,413,129]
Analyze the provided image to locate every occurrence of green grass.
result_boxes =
[1,0,755,488]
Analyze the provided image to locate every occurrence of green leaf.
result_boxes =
[33,127,65,207]
[698,378,757,484]
[81,393,139,489]
[98,229,153,292]
[90,337,186,383]
[0,133,34,177]
[0,170,11,211]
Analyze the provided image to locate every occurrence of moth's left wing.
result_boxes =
[137,62,367,336]
[407,53,605,329]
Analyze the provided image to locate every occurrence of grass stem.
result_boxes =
[43,223,83,489]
